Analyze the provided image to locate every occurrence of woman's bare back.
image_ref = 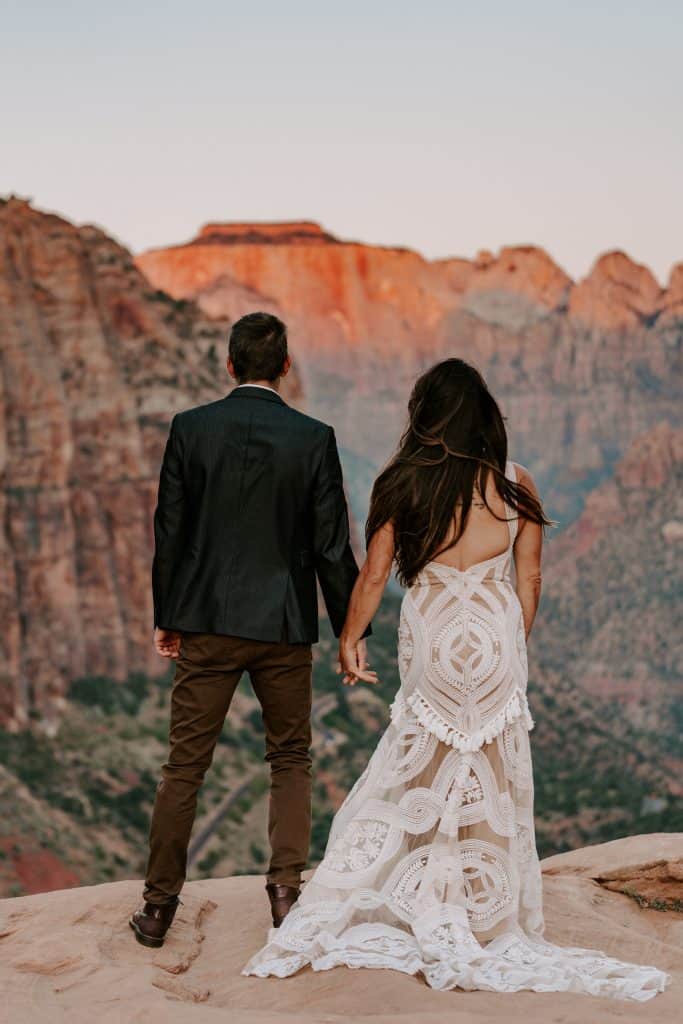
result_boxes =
[431,464,518,571]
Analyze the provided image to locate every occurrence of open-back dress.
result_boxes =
[243,462,669,1001]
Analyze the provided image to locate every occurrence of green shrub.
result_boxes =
[68,673,151,716]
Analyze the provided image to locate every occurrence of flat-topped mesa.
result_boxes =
[136,223,446,346]
[568,250,663,330]
[192,221,340,246]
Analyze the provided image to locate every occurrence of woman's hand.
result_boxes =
[337,637,379,686]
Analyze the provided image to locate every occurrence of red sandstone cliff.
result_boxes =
[136,222,681,509]
[137,222,680,339]
[138,222,455,363]
[0,200,229,728]
[534,423,683,741]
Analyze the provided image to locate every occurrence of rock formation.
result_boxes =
[0,835,680,1023]
[136,220,682,530]
[0,199,283,729]
[568,250,663,330]
[533,423,682,730]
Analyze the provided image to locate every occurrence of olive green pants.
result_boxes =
[144,632,313,904]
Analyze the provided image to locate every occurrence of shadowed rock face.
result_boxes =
[0,835,680,1022]
[533,424,683,725]
[661,263,683,324]
[0,199,304,729]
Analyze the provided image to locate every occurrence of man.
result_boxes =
[130,312,370,948]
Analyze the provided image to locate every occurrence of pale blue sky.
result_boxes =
[2,1,681,281]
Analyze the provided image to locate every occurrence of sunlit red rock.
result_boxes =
[0,197,228,729]
[568,250,662,330]
[137,226,458,356]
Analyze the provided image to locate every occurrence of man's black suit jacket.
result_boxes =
[152,385,369,644]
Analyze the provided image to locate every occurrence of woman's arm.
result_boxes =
[338,521,395,685]
[513,465,543,639]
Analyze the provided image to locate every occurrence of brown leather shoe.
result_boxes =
[129,898,180,948]
[266,883,300,928]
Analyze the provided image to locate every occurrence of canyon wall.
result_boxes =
[137,223,682,529]
[0,200,253,728]
[1,201,681,739]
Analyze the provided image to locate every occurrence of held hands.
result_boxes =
[154,627,182,659]
[336,636,379,686]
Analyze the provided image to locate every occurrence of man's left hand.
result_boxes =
[337,636,378,686]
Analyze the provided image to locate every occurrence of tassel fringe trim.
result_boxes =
[391,688,534,752]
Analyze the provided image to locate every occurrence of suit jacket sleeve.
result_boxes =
[311,426,371,639]
[152,415,187,628]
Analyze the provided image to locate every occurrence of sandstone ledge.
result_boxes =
[0,834,680,1023]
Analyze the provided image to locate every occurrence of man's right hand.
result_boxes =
[154,627,182,659]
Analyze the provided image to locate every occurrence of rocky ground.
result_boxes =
[0,835,680,1023]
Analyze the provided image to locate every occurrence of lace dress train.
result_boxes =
[243,463,669,1001]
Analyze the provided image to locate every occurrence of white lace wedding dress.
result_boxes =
[243,462,669,1000]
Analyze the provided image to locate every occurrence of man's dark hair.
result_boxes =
[228,312,288,383]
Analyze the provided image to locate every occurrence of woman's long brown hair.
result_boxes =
[366,358,552,587]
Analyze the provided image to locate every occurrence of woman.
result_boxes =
[244,359,668,1000]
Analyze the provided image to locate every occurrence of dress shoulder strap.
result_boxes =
[504,460,519,546]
